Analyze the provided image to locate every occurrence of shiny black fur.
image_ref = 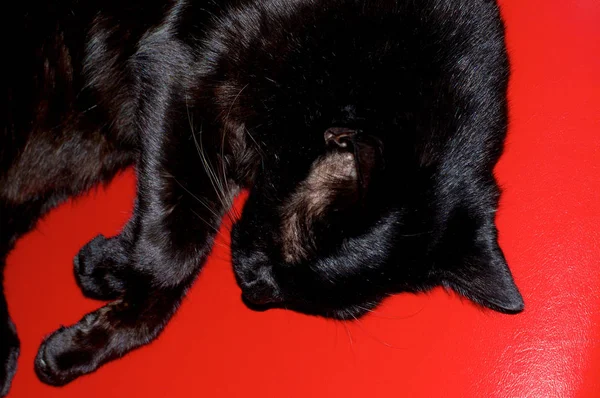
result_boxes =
[0,0,523,394]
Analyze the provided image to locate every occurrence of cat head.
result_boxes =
[202,0,524,319]
[229,122,523,319]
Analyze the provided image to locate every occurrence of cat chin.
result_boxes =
[240,296,381,321]
[238,291,374,320]
[322,304,379,321]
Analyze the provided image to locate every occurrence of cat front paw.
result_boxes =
[35,328,93,386]
[74,235,128,300]
[34,310,109,386]
[0,319,20,397]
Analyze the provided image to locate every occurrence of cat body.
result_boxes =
[0,0,522,394]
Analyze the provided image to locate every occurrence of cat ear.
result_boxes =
[441,238,524,314]
[323,127,383,195]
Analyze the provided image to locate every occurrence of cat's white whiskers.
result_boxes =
[167,172,231,233]
[219,83,250,223]
[245,126,266,166]
[349,313,407,350]
[342,320,355,354]
[185,95,234,225]
[189,209,230,244]
[355,304,426,320]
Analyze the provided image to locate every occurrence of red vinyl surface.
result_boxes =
[5,0,600,396]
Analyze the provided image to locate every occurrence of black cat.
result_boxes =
[0,0,523,395]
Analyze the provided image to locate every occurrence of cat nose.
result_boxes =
[238,266,282,306]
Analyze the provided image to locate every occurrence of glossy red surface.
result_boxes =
[5,0,600,396]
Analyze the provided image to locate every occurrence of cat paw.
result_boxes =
[0,320,20,397]
[74,235,128,300]
[34,317,102,386]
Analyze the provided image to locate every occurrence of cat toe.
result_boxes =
[35,325,96,386]
[74,234,108,277]
[35,328,70,386]
[74,235,127,300]
[74,265,125,300]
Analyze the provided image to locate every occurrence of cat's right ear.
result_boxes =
[324,127,383,195]
[441,240,524,314]
[431,210,524,314]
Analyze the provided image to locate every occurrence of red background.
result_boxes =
[5,0,600,396]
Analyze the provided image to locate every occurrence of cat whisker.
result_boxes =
[245,127,266,168]
[185,96,235,225]
[219,84,249,222]
[342,320,355,355]
[190,209,231,245]
[224,84,249,122]
[354,303,426,320]
[349,314,408,350]
[193,127,229,213]
[167,172,231,234]
[198,136,237,226]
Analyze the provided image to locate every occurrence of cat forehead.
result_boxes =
[280,151,357,263]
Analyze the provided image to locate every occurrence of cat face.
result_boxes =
[227,99,521,319]
[213,0,524,318]
[231,125,396,319]
[230,117,523,318]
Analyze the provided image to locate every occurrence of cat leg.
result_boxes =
[35,281,188,386]
[35,179,233,385]
[34,107,240,384]
[0,200,49,397]
[74,224,136,301]
[0,132,135,393]
[0,280,19,398]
